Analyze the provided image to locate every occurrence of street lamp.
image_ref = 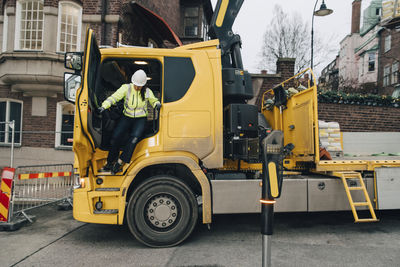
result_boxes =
[311,0,333,70]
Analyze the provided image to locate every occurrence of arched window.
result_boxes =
[55,101,74,148]
[0,99,23,145]
[57,1,82,53]
[15,0,44,50]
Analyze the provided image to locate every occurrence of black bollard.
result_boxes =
[260,131,285,267]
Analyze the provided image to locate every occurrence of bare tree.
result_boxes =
[258,5,333,73]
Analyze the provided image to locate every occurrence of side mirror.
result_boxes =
[65,52,83,71]
[64,73,81,103]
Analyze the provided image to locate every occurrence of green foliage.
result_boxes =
[318,90,400,108]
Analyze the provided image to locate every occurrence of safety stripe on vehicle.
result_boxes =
[18,172,72,180]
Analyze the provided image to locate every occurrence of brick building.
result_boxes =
[377,0,400,97]
[320,0,400,97]
[337,0,382,93]
[319,55,339,91]
[0,0,212,166]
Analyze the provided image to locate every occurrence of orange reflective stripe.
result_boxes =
[18,172,72,180]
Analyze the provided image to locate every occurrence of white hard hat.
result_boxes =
[131,69,147,86]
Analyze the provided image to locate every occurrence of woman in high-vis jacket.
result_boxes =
[99,69,161,174]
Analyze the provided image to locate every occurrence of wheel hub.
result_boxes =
[146,195,178,229]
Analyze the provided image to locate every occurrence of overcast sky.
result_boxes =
[210,0,374,75]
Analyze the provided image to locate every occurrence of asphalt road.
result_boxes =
[1,204,400,267]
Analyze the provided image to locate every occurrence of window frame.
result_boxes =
[384,35,391,53]
[383,65,391,87]
[56,1,82,53]
[391,62,398,85]
[55,101,74,149]
[0,99,23,146]
[14,0,44,51]
[183,6,200,37]
[368,52,376,72]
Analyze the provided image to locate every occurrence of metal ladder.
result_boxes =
[333,171,378,223]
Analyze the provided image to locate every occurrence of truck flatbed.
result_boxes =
[316,156,400,172]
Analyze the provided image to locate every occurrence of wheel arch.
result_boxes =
[118,153,212,225]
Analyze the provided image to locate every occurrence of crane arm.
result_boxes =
[209,0,244,69]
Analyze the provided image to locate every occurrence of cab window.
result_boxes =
[92,58,162,150]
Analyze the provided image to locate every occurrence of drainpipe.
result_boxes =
[101,0,107,45]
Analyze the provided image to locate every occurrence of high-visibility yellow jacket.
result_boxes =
[101,84,160,118]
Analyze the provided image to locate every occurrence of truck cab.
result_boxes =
[64,28,227,247]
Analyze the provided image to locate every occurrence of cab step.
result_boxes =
[93,209,118,214]
[95,188,120,191]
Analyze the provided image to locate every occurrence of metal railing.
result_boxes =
[9,164,74,222]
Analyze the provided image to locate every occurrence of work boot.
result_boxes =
[111,161,124,175]
[99,162,113,172]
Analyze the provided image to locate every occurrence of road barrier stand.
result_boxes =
[0,167,15,223]
[0,164,74,231]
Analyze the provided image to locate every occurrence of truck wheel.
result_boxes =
[126,175,198,247]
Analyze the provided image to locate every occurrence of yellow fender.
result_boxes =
[118,151,212,225]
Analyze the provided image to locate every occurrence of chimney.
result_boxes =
[351,0,361,34]
[276,58,295,80]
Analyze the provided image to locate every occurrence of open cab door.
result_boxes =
[67,28,164,177]
[69,28,101,177]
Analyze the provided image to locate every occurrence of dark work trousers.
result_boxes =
[107,116,147,163]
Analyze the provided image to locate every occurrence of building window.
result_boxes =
[57,2,82,52]
[202,15,209,41]
[392,62,398,85]
[368,52,375,71]
[2,6,8,52]
[0,99,23,145]
[384,35,391,53]
[384,65,391,87]
[393,87,400,98]
[184,6,199,37]
[55,102,74,148]
[340,46,346,58]
[15,0,44,50]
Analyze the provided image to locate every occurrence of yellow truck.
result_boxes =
[63,0,400,247]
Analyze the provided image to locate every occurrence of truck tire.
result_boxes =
[126,175,198,247]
